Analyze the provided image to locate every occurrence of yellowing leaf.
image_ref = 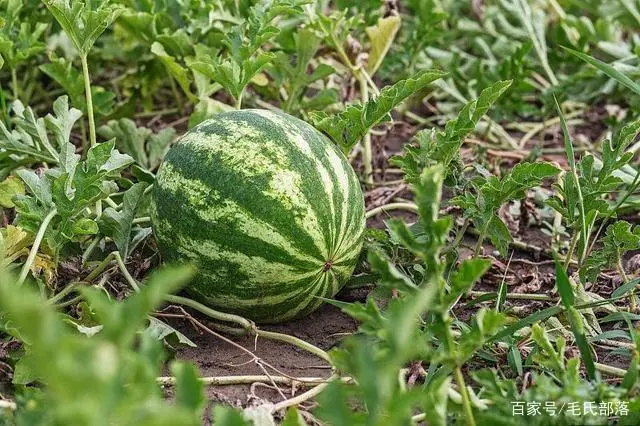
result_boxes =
[250,72,269,86]
[31,254,57,287]
[0,175,25,207]
[0,225,31,267]
[366,15,401,76]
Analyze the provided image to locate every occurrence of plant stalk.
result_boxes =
[114,251,140,292]
[257,329,330,362]
[473,224,488,257]
[365,202,419,219]
[80,55,97,149]
[617,253,636,311]
[17,209,57,285]
[11,68,18,100]
[165,294,253,330]
[468,290,556,302]
[270,374,337,413]
[235,89,244,110]
[157,375,339,387]
[564,231,579,270]
[81,54,102,217]
[454,366,476,426]
[84,251,117,282]
[357,73,374,185]
[168,76,184,115]
[47,282,81,305]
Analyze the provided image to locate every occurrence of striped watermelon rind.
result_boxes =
[151,109,365,323]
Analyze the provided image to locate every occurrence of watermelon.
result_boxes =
[151,109,365,323]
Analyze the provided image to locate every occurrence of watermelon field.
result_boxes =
[2,0,640,424]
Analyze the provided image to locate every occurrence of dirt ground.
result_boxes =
[164,288,359,409]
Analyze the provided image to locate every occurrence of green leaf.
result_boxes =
[485,216,512,257]
[567,306,597,380]
[581,221,640,283]
[213,406,250,426]
[71,217,99,236]
[146,316,196,348]
[0,264,203,425]
[555,258,575,308]
[622,354,639,391]
[46,96,82,154]
[366,15,401,76]
[500,0,557,85]
[481,161,561,208]
[555,95,577,171]
[42,0,123,56]
[301,88,338,111]
[563,46,640,95]
[452,161,559,256]
[171,361,205,413]
[0,4,47,70]
[15,169,52,206]
[507,344,523,376]
[98,119,175,170]
[281,407,306,426]
[335,298,385,336]
[270,28,336,113]
[116,10,157,45]
[40,56,84,108]
[98,119,150,167]
[531,323,565,373]
[45,97,81,197]
[187,0,306,106]
[14,139,134,258]
[151,41,195,101]
[0,99,61,172]
[99,183,149,258]
[188,97,233,129]
[310,70,446,151]
[88,139,135,173]
[156,29,194,58]
[368,250,418,296]
[421,375,450,426]
[612,278,640,299]
[457,309,505,363]
[554,259,597,380]
[189,52,275,103]
[490,305,564,342]
[147,128,175,169]
[317,381,361,425]
[391,80,512,183]
[12,356,37,385]
[448,258,492,304]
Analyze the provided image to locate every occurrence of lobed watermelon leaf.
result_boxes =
[42,0,123,56]
[309,70,446,152]
[99,182,149,259]
[391,80,512,185]
[452,161,561,256]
